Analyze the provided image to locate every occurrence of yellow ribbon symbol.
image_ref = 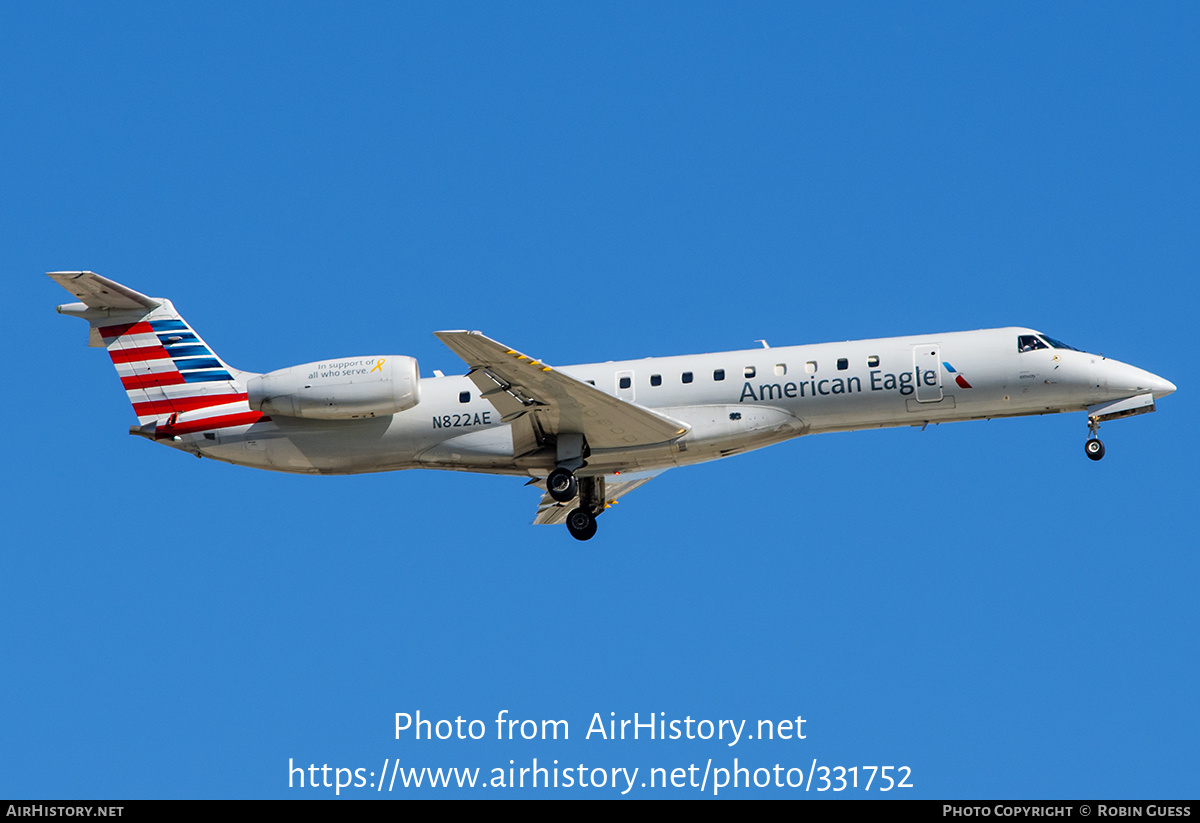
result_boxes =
[371,358,385,373]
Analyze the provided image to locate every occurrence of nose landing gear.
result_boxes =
[1085,417,1105,461]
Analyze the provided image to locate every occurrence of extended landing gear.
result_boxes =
[545,433,603,539]
[566,507,598,541]
[560,474,606,541]
[549,434,586,502]
[1085,417,1105,461]
[547,467,578,502]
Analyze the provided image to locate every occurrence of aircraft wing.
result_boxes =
[533,470,665,525]
[434,331,690,455]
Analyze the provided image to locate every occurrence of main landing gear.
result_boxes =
[546,467,606,541]
[1085,417,1105,461]
[547,467,577,502]
[548,434,604,540]
[566,507,598,541]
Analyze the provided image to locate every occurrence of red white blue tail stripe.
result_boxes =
[100,315,256,428]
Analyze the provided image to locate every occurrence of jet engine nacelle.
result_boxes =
[247,356,420,419]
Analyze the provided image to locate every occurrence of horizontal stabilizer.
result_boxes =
[48,271,160,311]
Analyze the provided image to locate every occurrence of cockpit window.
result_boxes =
[1041,335,1081,352]
[1018,335,1048,353]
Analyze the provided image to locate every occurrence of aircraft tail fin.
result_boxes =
[50,271,259,430]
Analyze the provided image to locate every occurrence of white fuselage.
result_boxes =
[181,327,1174,478]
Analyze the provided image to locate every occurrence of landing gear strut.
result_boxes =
[1085,417,1105,461]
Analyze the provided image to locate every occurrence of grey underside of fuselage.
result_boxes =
[194,397,1084,476]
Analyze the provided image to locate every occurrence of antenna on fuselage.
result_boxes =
[754,340,770,348]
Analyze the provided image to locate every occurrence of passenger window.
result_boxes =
[1018,335,1048,353]
[774,364,786,376]
[837,358,848,371]
[805,361,817,374]
[713,369,725,381]
[867,355,879,367]
[682,371,693,384]
[459,391,470,403]
[744,366,756,378]
[619,376,631,389]
[650,374,662,387]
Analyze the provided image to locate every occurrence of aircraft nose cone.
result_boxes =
[1097,360,1176,399]
[1149,373,1176,398]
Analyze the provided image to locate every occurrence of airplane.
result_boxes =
[50,271,1176,541]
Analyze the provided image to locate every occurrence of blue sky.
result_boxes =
[3,3,1197,798]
